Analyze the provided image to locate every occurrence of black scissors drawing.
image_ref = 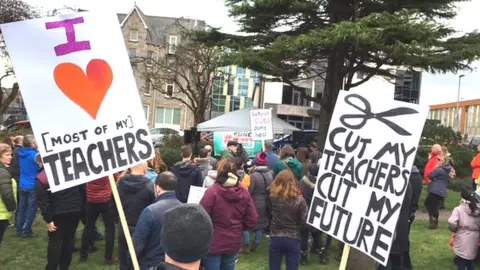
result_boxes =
[339,93,419,136]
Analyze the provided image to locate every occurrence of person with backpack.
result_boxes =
[35,156,84,270]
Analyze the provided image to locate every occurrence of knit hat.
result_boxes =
[161,204,213,263]
[256,152,267,166]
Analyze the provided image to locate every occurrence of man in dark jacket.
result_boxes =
[172,146,203,203]
[377,180,412,270]
[36,169,83,270]
[133,172,182,269]
[10,136,22,183]
[117,162,156,270]
[403,165,423,270]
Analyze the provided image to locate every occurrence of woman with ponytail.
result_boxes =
[448,188,480,270]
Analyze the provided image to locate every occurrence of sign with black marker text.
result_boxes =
[306,89,428,266]
[249,109,273,140]
[1,12,154,192]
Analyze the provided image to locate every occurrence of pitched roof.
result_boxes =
[117,5,206,46]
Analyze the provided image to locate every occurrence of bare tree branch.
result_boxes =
[135,26,222,125]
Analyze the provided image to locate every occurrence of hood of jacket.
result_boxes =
[459,200,480,217]
[253,166,269,173]
[173,160,198,177]
[439,163,452,172]
[119,174,151,194]
[411,165,420,174]
[216,174,249,203]
[18,147,37,159]
[207,170,217,180]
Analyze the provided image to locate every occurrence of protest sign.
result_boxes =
[306,89,428,266]
[250,109,273,140]
[187,186,207,204]
[0,13,154,192]
[213,132,262,157]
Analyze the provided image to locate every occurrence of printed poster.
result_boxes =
[1,12,154,192]
[306,89,428,265]
[213,132,262,158]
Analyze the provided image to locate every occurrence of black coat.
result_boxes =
[390,181,412,254]
[9,145,21,181]
[35,171,83,223]
[409,166,423,221]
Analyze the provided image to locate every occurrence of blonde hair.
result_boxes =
[270,170,302,200]
[0,143,12,158]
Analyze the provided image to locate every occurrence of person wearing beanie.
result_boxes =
[133,172,182,269]
[200,159,258,270]
[241,152,273,253]
[152,204,213,270]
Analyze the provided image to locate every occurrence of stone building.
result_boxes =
[117,5,204,131]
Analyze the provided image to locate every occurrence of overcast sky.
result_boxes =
[3,0,480,106]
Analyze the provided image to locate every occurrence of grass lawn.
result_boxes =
[0,189,467,270]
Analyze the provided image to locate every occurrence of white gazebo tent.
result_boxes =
[197,108,300,134]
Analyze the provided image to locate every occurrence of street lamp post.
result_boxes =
[456,74,465,132]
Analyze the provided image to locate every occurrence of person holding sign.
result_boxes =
[267,170,308,270]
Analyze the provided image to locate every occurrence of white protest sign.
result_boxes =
[187,186,207,204]
[306,89,428,266]
[249,109,273,140]
[1,13,154,192]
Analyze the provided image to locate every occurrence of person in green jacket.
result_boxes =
[221,141,238,161]
[273,145,304,182]
[0,143,17,245]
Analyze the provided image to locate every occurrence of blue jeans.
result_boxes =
[457,256,475,270]
[16,189,37,236]
[269,237,301,270]
[203,253,237,270]
[243,230,262,245]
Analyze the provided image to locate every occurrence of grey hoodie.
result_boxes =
[203,170,217,188]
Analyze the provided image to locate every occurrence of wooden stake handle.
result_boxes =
[339,244,350,270]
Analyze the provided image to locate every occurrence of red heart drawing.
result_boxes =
[54,59,113,119]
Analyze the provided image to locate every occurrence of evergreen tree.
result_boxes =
[197,0,480,153]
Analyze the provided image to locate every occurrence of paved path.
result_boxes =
[415,209,451,221]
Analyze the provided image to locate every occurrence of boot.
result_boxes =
[239,243,250,254]
[300,251,308,265]
[251,243,260,252]
[429,217,438,229]
[319,247,329,265]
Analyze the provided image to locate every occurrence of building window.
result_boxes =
[222,66,231,75]
[244,98,254,109]
[147,50,154,65]
[230,96,241,111]
[129,30,138,41]
[212,78,224,95]
[168,36,177,54]
[144,77,151,95]
[238,78,249,97]
[212,94,226,112]
[236,67,246,78]
[128,48,137,58]
[143,105,149,122]
[156,107,181,125]
[227,78,234,96]
[165,84,174,97]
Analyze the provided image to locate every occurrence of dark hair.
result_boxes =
[235,157,244,170]
[296,147,309,164]
[216,159,237,185]
[279,145,295,159]
[181,145,192,158]
[156,172,177,191]
[461,188,479,213]
[199,149,208,158]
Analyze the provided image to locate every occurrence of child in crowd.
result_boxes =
[448,188,480,270]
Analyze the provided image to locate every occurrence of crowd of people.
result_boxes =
[1,133,480,270]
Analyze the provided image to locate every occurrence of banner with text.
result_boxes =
[306,89,428,266]
[1,12,154,192]
[250,109,273,140]
[213,132,262,158]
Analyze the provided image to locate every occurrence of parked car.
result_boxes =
[150,127,184,147]
[4,120,31,131]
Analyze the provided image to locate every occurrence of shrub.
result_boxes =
[448,178,473,192]
[160,147,181,169]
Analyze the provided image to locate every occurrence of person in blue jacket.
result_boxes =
[16,134,40,237]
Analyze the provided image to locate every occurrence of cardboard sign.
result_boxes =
[213,132,262,158]
[250,109,273,140]
[306,89,428,266]
[1,13,154,192]
[187,186,207,204]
